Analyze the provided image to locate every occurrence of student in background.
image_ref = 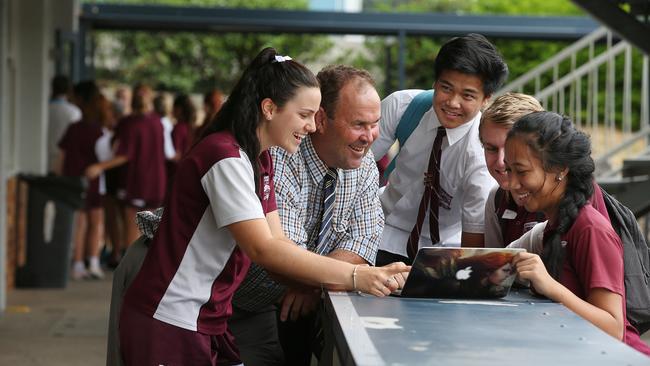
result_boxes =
[153,93,178,192]
[86,84,166,253]
[103,86,131,268]
[193,89,224,143]
[48,75,81,173]
[153,93,177,163]
[171,94,197,158]
[57,81,108,280]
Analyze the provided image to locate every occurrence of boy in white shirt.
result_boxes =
[372,33,508,265]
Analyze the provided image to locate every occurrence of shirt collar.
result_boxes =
[301,135,338,185]
[425,108,480,147]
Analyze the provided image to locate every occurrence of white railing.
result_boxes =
[499,26,650,177]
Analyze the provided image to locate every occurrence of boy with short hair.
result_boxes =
[480,92,609,248]
[372,33,508,265]
[480,92,545,248]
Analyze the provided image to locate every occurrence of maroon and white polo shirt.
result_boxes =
[122,131,276,335]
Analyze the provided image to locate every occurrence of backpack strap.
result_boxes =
[383,90,434,179]
[494,187,509,237]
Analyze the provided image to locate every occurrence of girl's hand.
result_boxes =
[512,252,560,299]
[355,262,411,297]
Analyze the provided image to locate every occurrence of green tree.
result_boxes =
[88,0,588,96]
[90,0,332,93]
[354,0,583,95]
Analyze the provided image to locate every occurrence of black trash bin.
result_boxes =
[15,174,85,288]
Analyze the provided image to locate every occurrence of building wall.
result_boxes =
[0,0,8,312]
[0,0,78,311]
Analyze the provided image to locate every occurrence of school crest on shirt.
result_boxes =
[263,175,271,201]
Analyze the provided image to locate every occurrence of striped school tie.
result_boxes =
[406,126,446,259]
[317,168,337,254]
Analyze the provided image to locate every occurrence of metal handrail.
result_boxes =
[536,42,627,100]
[499,25,649,179]
[500,27,609,93]
[596,127,650,178]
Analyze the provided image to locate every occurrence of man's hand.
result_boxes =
[279,287,321,322]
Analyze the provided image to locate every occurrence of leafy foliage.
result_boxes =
[90,0,332,93]
[88,0,588,96]
[355,0,584,95]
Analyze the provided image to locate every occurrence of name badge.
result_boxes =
[501,209,517,220]
[263,175,271,201]
[523,221,539,233]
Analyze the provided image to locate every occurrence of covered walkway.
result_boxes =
[0,275,111,365]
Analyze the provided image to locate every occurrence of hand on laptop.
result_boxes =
[512,252,560,299]
[355,262,411,296]
[391,271,409,289]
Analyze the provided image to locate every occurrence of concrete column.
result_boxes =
[15,0,52,174]
[0,0,78,312]
[0,0,8,313]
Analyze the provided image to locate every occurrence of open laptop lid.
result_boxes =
[399,247,525,299]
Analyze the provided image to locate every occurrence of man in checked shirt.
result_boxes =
[229,65,384,366]
[106,65,384,366]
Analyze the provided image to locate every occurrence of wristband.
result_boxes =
[352,265,359,292]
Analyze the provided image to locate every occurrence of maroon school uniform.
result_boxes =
[495,191,545,246]
[114,113,166,208]
[497,181,610,245]
[172,122,191,157]
[167,122,192,185]
[552,204,650,356]
[58,121,103,208]
[120,131,276,365]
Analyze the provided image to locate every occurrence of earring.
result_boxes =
[556,175,563,181]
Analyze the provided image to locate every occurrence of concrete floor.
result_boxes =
[0,274,111,366]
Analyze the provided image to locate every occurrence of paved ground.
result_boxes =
[0,274,112,366]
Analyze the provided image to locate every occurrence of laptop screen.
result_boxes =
[399,247,525,299]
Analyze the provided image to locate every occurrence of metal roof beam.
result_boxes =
[572,0,650,54]
[81,4,598,40]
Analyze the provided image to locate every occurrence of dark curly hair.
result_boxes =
[200,47,319,190]
[507,111,594,279]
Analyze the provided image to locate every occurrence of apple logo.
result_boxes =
[455,266,473,280]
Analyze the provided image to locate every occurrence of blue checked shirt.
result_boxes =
[232,136,383,312]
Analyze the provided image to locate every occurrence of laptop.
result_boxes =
[397,247,525,299]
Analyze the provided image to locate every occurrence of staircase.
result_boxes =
[498,21,650,217]
[572,0,650,55]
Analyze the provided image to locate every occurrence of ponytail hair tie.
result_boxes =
[272,55,292,63]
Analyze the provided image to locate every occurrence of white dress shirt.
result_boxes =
[48,97,81,172]
[484,183,504,248]
[372,89,494,256]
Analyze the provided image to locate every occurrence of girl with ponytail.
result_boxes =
[506,111,650,355]
[118,47,409,365]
